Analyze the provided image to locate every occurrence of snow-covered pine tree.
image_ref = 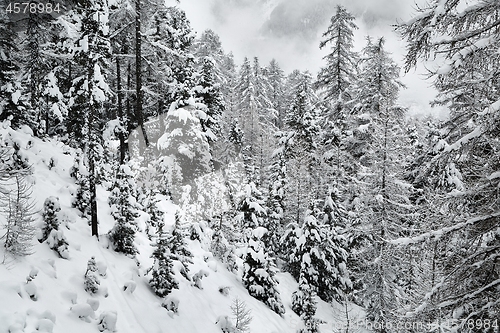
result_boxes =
[287,209,350,303]
[84,256,100,294]
[265,130,292,256]
[265,59,286,129]
[238,182,267,237]
[69,0,112,238]
[349,37,414,330]
[397,1,500,329]
[71,155,92,219]
[41,196,61,242]
[195,56,225,144]
[235,57,257,178]
[293,281,319,333]
[108,164,139,255]
[242,227,285,316]
[0,6,24,127]
[283,71,320,224]
[149,221,178,298]
[166,211,193,280]
[40,196,69,258]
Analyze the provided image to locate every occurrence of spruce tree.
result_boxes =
[242,227,285,316]
[149,221,178,298]
[287,209,350,303]
[108,165,139,255]
[0,6,24,127]
[238,182,267,235]
[69,0,112,238]
[41,196,61,242]
[84,256,100,294]
[166,211,193,279]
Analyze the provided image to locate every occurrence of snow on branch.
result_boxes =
[442,126,483,153]
[389,212,500,245]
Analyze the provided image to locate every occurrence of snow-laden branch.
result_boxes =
[389,212,500,245]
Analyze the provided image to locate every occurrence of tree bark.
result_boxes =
[135,0,149,146]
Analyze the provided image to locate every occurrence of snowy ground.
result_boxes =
[0,126,366,333]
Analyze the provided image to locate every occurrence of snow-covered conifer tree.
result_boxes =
[397,1,500,328]
[149,221,178,298]
[108,165,139,255]
[166,211,193,279]
[242,227,285,316]
[84,256,100,294]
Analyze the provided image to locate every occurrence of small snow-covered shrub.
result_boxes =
[97,261,107,277]
[87,298,100,311]
[97,311,117,332]
[123,281,136,294]
[40,310,56,325]
[46,229,69,259]
[84,257,100,294]
[215,315,236,333]
[71,303,95,322]
[162,296,179,313]
[25,269,38,301]
[219,286,231,296]
[36,318,54,332]
[48,156,57,170]
[192,270,209,289]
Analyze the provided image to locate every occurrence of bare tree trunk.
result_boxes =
[135,0,149,146]
[116,56,126,164]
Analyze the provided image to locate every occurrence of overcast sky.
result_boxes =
[171,0,447,118]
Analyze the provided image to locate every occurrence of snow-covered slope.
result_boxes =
[0,126,363,333]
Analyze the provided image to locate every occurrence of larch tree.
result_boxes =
[350,37,415,331]
[397,1,500,329]
[316,5,358,106]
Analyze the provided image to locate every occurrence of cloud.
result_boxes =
[177,0,442,116]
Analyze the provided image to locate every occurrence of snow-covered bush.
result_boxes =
[46,229,69,259]
[97,311,117,332]
[218,286,231,296]
[192,270,209,289]
[40,196,61,242]
[84,257,100,294]
[71,303,95,322]
[123,281,136,294]
[215,315,236,333]
[36,318,54,333]
[162,296,179,313]
[87,298,100,311]
[108,165,139,255]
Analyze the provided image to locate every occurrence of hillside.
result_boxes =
[0,125,364,333]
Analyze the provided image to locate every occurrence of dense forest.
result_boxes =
[0,0,498,332]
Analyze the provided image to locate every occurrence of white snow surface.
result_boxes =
[0,125,365,333]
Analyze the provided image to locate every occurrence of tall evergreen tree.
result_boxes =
[69,0,112,238]
[349,37,414,331]
[398,1,500,329]
[149,221,178,297]
[108,164,139,255]
[243,227,285,316]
